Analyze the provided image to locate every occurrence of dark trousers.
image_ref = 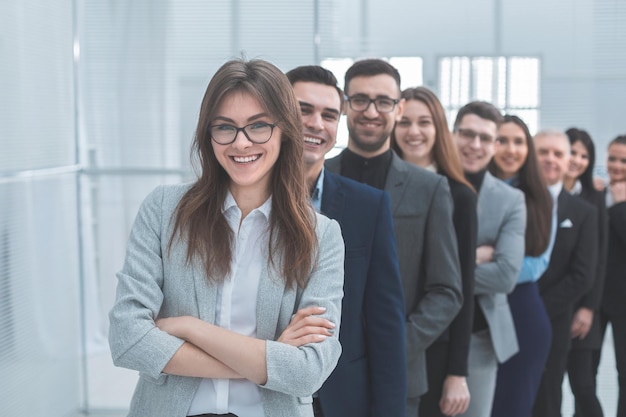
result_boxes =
[533,311,572,417]
[568,348,603,417]
[493,282,552,417]
[597,310,626,417]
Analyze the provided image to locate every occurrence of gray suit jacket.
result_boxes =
[326,151,463,398]
[474,172,526,362]
[109,184,345,417]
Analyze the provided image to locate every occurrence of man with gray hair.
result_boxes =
[533,129,598,417]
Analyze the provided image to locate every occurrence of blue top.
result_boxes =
[504,176,558,284]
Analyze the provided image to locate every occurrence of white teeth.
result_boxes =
[304,136,322,145]
[233,155,259,163]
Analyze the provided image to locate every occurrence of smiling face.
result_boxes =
[291,81,341,176]
[493,122,529,179]
[211,90,281,200]
[607,142,626,184]
[345,74,404,157]
[454,114,498,173]
[393,99,436,167]
[535,132,570,186]
[566,140,590,182]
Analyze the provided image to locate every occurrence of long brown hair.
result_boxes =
[168,58,318,288]
[488,115,552,256]
[391,86,474,192]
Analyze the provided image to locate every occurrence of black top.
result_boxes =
[429,177,478,376]
[464,169,489,333]
[465,169,487,193]
[340,148,393,190]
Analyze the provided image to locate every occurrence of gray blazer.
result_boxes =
[474,172,526,362]
[108,184,345,417]
[326,151,463,398]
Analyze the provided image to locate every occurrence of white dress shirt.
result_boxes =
[187,192,271,417]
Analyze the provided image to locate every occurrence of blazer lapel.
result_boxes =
[191,259,218,323]
[557,189,567,223]
[385,152,409,215]
[477,171,496,217]
[321,172,345,221]
[256,261,287,340]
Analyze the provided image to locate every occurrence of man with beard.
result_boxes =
[325,58,463,415]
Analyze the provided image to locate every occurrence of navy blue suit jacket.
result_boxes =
[316,170,407,417]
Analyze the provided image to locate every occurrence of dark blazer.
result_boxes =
[602,200,626,317]
[326,151,463,398]
[571,187,608,349]
[538,189,598,351]
[317,170,407,417]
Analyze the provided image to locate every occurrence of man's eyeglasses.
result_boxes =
[346,94,399,113]
[209,122,277,145]
[456,128,495,145]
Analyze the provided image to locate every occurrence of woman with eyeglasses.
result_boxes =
[563,127,608,417]
[488,115,554,417]
[391,86,478,417]
[108,58,345,417]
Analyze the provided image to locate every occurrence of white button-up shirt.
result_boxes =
[187,192,271,417]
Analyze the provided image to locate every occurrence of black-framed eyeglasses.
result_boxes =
[455,128,495,145]
[209,121,277,145]
[346,94,400,113]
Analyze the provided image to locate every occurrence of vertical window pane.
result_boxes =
[389,57,424,90]
[473,57,494,102]
[509,57,540,107]
[321,58,354,91]
[452,57,470,107]
[439,58,452,107]
[496,57,507,108]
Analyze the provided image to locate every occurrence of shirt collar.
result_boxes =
[548,182,563,201]
[569,180,583,196]
[222,190,272,220]
[310,167,325,213]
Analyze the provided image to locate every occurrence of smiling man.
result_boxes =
[325,58,463,415]
[286,65,407,417]
[452,101,526,417]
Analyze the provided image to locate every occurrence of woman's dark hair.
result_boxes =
[168,58,318,288]
[565,127,596,192]
[488,115,552,256]
[391,86,474,192]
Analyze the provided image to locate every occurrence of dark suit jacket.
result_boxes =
[538,189,598,351]
[571,187,608,349]
[602,200,626,317]
[326,151,463,398]
[317,170,407,417]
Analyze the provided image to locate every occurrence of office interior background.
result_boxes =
[1,0,625,415]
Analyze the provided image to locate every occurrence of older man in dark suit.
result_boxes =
[324,58,463,416]
[533,129,598,417]
[285,65,407,417]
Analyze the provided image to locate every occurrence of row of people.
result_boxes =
[108,56,626,417]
